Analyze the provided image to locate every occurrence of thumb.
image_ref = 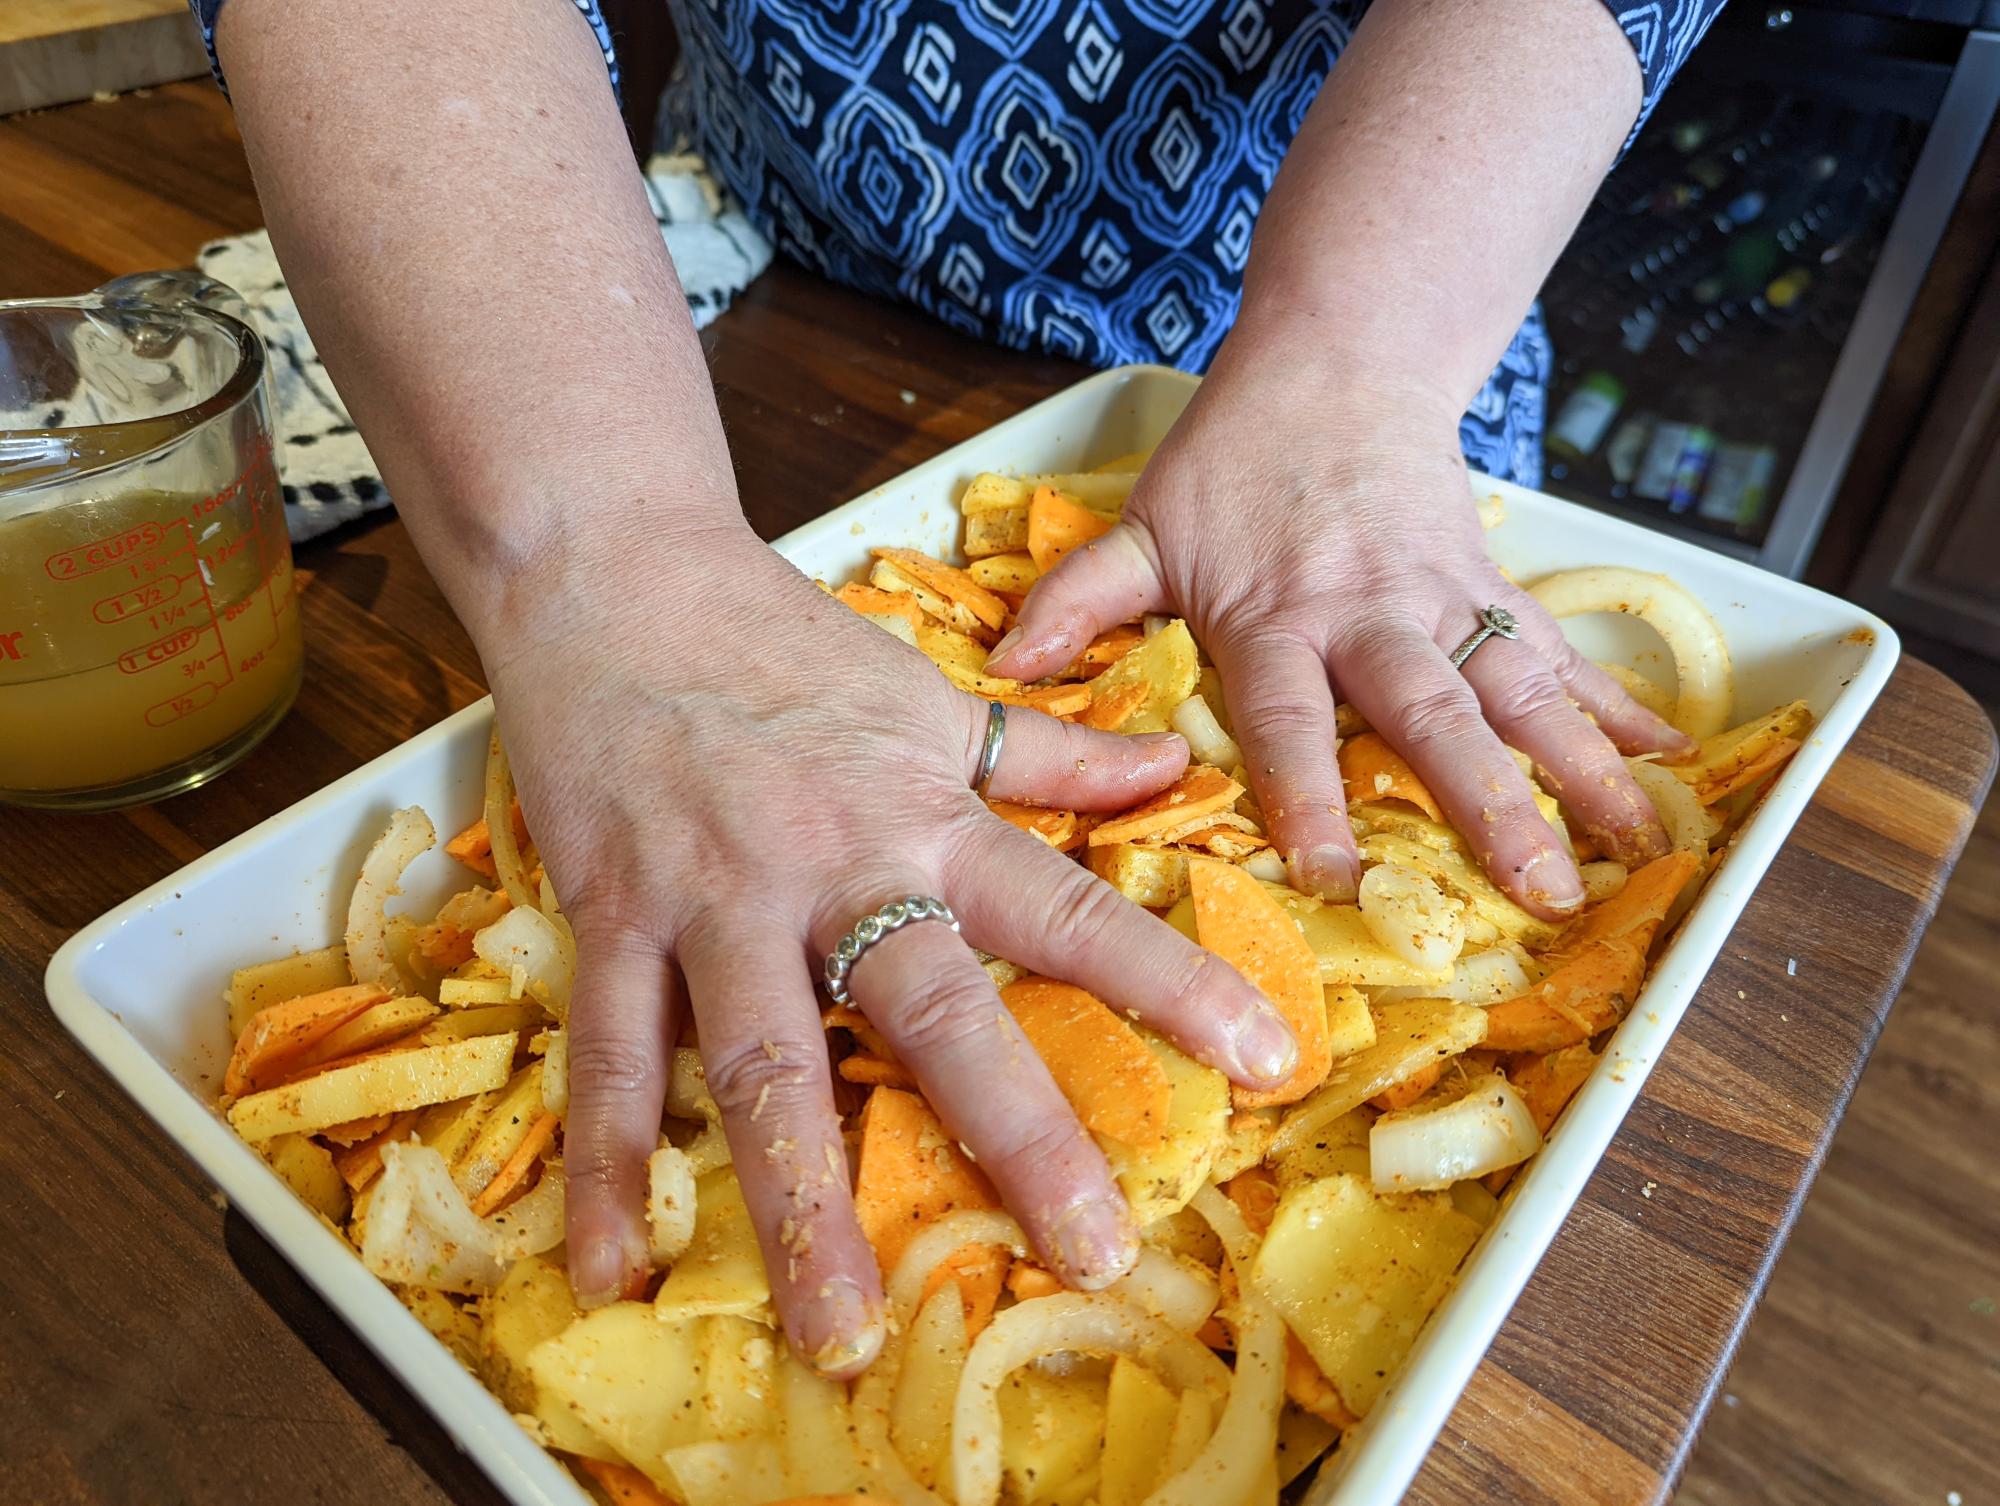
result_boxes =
[984,521,1168,681]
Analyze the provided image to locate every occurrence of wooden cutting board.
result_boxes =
[0,0,209,117]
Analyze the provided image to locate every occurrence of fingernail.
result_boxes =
[799,1277,885,1378]
[1233,1004,1299,1086]
[572,1236,633,1309]
[1046,1200,1137,1291]
[1292,844,1358,902]
[1524,849,1587,913]
[1134,731,1187,752]
[988,627,1024,665]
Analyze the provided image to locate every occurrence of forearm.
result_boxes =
[1232,0,1641,414]
[212,0,738,647]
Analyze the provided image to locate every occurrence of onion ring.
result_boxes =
[951,1292,1230,1506]
[1529,567,1733,738]
[345,806,434,993]
[483,728,541,912]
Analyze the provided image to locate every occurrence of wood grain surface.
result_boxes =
[2,81,1995,1506]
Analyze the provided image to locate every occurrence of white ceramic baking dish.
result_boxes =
[45,364,1899,1506]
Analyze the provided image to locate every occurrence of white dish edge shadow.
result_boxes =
[43,364,1899,1506]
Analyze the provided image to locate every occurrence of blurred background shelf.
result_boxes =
[1535,2,2000,602]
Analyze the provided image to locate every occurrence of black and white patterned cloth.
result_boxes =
[194,154,772,544]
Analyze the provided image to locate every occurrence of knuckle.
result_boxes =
[566,1033,661,1104]
[1397,684,1483,752]
[985,1112,1095,1187]
[1234,696,1330,760]
[704,1037,818,1123]
[1036,874,1135,961]
[1486,672,1573,729]
[875,970,1000,1058]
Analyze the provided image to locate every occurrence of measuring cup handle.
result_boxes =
[96,270,283,475]
[96,268,258,330]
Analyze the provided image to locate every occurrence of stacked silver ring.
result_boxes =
[973,700,1007,797]
[824,895,959,1006]
[1447,604,1521,670]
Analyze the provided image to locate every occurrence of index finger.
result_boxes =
[680,916,885,1378]
[1337,621,1585,920]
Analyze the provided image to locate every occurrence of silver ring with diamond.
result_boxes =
[823,896,960,1006]
[1447,605,1522,671]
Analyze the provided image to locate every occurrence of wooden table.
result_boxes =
[3,83,1995,1506]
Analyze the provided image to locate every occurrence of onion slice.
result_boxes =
[1530,567,1733,738]
[1626,757,1719,858]
[951,1292,1229,1506]
[1369,1076,1541,1192]
[1170,693,1242,771]
[361,1141,563,1292]
[345,806,434,993]
[473,906,576,1020]
[483,728,541,912]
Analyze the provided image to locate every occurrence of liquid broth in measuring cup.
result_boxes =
[0,274,304,809]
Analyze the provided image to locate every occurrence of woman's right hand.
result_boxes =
[485,524,1299,1376]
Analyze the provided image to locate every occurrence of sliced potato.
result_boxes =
[453,1061,547,1200]
[1101,1031,1229,1224]
[998,1364,1110,1506]
[1088,843,1191,909]
[1086,619,1199,734]
[526,1302,708,1485]
[1269,1000,1487,1159]
[296,995,439,1067]
[1668,699,1812,789]
[1323,984,1377,1058]
[226,943,350,1040]
[1253,1172,1482,1418]
[661,1437,788,1506]
[478,1251,578,1412]
[1102,1355,1180,1506]
[227,1033,517,1142]
[259,1133,348,1222]
[654,1167,772,1323]
[699,1315,778,1443]
[778,1344,871,1494]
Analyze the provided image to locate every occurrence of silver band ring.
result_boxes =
[1447,605,1522,671]
[973,699,1007,798]
[824,896,959,1006]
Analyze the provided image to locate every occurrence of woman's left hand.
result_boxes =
[987,332,1693,920]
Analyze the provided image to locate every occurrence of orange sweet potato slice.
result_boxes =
[1222,1164,1280,1235]
[1338,732,1442,823]
[852,1087,999,1276]
[1482,850,1700,1052]
[995,683,1093,717]
[331,1109,422,1191]
[469,1111,561,1216]
[1286,1333,1361,1429]
[1027,485,1114,573]
[1368,1057,1443,1112]
[873,548,1010,630]
[1088,765,1242,847]
[575,1459,676,1506]
[838,1055,919,1090]
[224,983,391,1096]
[1007,1263,1063,1302]
[1069,624,1144,679]
[987,802,1081,850]
[919,1243,1009,1339]
[1081,680,1149,732]
[834,581,928,630]
[1190,857,1331,1109]
[1000,978,1172,1149]
[444,801,531,886]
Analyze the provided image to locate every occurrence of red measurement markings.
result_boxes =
[145,679,220,727]
[0,631,24,661]
[44,520,169,581]
[117,624,204,675]
[92,572,185,625]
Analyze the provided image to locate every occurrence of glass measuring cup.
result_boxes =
[0,270,303,810]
